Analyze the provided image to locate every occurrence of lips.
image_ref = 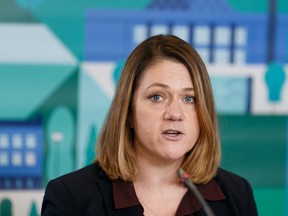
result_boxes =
[162,129,183,137]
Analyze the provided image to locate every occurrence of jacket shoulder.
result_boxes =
[57,162,106,183]
[42,163,110,215]
[215,168,252,196]
[216,168,248,185]
[214,168,258,216]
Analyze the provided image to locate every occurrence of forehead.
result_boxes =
[137,59,193,88]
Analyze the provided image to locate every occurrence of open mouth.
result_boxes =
[162,130,183,137]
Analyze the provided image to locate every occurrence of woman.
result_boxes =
[41,35,258,216]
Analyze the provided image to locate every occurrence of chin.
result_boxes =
[161,153,186,162]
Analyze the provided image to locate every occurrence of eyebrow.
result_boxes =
[147,83,194,91]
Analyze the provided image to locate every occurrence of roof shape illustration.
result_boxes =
[0,23,77,120]
[147,0,234,13]
[0,23,77,64]
[148,0,189,10]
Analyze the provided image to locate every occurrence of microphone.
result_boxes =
[177,168,215,216]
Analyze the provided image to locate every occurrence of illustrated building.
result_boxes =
[0,23,78,189]
[0,120,43,189]
[84,0,288,64]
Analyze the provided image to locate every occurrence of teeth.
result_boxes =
[164,130,180,134]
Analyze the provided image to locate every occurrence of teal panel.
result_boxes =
[279,0,288,13]
[219,115,286,187]
[227,0,268,12]
[253,187,285,216]
[0,0,36,22]
[76,69,112,168]
[211,76,249,114]
[16,0,43,9]
[35,69,79,117]
[0,64,76,120]
[228,0,288,13]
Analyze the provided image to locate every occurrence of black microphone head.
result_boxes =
[177,168,187,180]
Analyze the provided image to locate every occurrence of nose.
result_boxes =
[163,99,184,121]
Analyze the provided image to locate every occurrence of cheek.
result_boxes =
[133,109,154,131]
[189,113,200,134]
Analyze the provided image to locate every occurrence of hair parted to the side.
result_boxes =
[95,34,221,184]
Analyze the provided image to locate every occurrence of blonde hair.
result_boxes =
[96,34,221,184]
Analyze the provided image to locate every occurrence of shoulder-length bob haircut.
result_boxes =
[96,34,221,184]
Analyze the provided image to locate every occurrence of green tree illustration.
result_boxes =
[85,125,97,165]
[0,198,13,216]
[29,201,39,216]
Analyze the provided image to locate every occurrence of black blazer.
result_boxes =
[41,163,258,216]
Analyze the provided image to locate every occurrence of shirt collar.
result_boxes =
[112,179,141,209]
[176,179,226,215]
[112,178,226,215]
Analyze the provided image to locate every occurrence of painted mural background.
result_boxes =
[0,0,287,215]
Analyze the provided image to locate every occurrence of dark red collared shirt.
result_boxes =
[112,178,226,216]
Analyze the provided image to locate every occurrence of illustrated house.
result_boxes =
[84,0,288,64]
[83,0,288,115]
[0,23,78,189]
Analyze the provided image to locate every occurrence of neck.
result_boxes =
[135,155,182,187]
[134,156,188,216]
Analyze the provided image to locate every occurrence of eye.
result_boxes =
[184,96,195,104]
[149,94,164,102]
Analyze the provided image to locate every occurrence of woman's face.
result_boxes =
[131,59,200,164]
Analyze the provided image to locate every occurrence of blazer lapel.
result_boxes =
[95,170,143,216]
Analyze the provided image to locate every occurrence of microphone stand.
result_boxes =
[177,168,215,216]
